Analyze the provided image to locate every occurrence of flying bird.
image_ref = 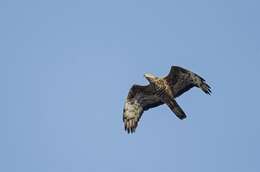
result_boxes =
[123,66,211,133]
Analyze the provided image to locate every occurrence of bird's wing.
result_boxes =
[164,66,211,97]
[123,84,163,133]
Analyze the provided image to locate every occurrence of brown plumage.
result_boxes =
[123,66,211,133]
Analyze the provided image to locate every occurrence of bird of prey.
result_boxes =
[123,66,211,133]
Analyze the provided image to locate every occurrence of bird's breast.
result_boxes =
[154,80,173,98]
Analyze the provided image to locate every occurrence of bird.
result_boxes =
[123,66,211,133]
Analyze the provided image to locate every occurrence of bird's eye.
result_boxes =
[123,109,126,113]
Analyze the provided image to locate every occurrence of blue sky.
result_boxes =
[2,0,260,172]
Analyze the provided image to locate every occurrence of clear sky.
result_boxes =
[2,0,260,172]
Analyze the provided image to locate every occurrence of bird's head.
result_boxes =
[144,73,157,83]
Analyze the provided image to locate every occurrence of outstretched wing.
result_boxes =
[123,84,163,133]
[165,66,211,97]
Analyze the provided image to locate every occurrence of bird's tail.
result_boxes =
[165,98,186,120]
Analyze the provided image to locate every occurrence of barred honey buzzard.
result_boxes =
[123,66,211,133]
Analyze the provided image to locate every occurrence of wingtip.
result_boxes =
[201,82,212,95]
[124,119,137,134]
[125,128,136,134]
[205,88,212,95]
[205,90,212,95]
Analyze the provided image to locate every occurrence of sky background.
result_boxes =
[2,0,260,172]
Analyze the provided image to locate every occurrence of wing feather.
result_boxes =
[165,66,211,97]
[123,84,163,133]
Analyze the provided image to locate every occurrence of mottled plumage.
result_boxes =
[123,66,211,133]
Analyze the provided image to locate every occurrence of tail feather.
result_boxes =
[165,98,186,120]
